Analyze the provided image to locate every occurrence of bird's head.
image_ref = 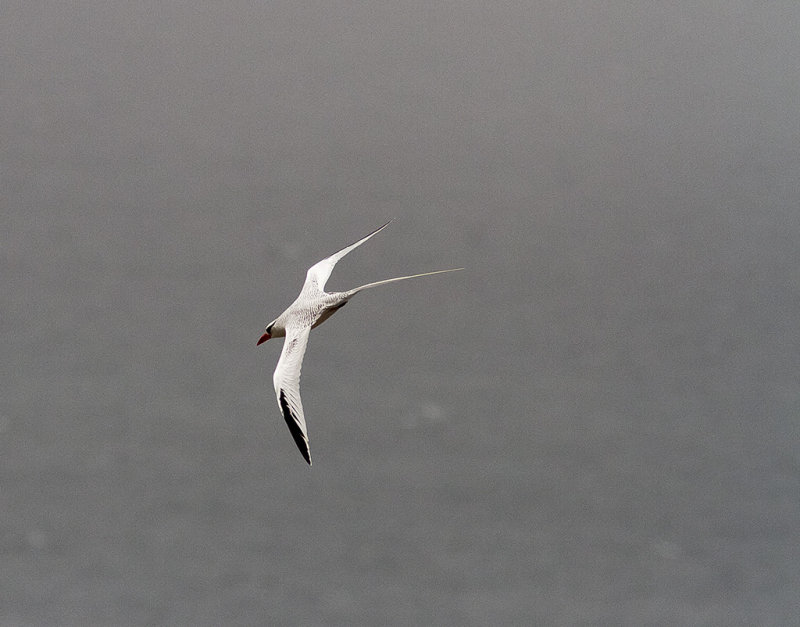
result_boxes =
[257,322,274,346]
[258,320,286,345]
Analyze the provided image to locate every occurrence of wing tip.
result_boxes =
[279,389,312,465]
[368,219,393,238]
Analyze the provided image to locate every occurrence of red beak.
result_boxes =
[257,332,270,346]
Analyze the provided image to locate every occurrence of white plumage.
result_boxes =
[257,220,461,465]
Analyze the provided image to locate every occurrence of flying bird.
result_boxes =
[257,220,461,465]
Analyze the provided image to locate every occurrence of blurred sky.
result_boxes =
[2,2,800,625]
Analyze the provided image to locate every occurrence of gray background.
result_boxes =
[3,2,799,625]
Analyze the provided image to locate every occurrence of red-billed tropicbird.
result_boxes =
[257,220,461,465]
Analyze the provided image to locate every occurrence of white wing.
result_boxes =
[272,324,313,464]
[300,220,392,296]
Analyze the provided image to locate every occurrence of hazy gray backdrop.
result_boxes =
[3,2,799,624]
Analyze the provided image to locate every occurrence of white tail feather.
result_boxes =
[347,268,463,296]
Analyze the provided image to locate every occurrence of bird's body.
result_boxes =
[258,220,461,465]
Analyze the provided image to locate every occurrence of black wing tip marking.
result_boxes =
[279,389,312,465]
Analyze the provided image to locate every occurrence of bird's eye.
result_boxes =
[266,324,273,333]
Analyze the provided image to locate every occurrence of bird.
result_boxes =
[257,220,462,465]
